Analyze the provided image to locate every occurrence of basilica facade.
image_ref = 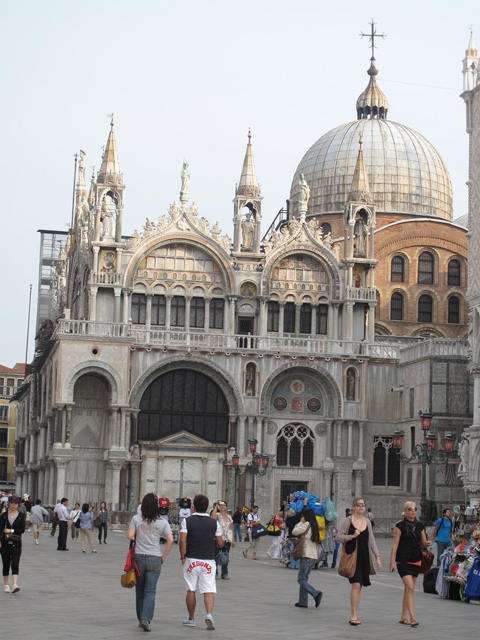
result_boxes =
[13,44,475,520]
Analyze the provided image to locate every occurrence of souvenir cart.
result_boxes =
[279,491,338,569]
[437,504,480,602]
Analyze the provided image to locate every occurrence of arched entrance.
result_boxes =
[137,369,230,502]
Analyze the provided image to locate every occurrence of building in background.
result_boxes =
[13,38,474,518]
[0,363,26,491]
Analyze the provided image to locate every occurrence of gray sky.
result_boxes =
[0,0,477,367]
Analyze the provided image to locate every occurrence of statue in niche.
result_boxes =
[245,363,256,396]
[211,221,221,243]
[241,213,255,250]
[78,149,86,185]
[354,216,367,257]
[299,173,310,206]
[346,368,356,401]
[101,195,114,239]
[180,161,190,202]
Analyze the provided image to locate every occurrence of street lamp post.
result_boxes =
[393,411,456,524]
[231,439,270,509]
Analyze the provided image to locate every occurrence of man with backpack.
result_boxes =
[432,508,453,566]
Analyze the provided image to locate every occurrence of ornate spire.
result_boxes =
[97,115,123,185]
[237,129,261,198]
[88,169,96,207]
[348,136,372,202]
[356,57,389,120]
[463,30,479,91]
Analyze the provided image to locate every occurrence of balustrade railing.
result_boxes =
[90,272,123,286]
[399,339,469,362]
[55,320,405,358]
[345,286,376,301]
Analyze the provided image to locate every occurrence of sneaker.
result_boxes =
[103,541,107,545]
[221,576,230,580]
[92,550,98,553]
[140,620,151,632]
[182,619,196,627]
[12,585,20,594]
[205,614,215,630]
[82,550,86,553]
[4,585,10,593]
[315,591,323,608]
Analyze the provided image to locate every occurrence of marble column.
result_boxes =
[279,302,286,337]
[323,470,333,498]
[258,298,267,336]
[185,296,191,332]
[332,304,339,341]
[357,422,365,461]
[294,302,301,336]
[201,457,208,494]
[310,304,318,339]
[111,463,122,510]
[122,290,130,323]
[55,462,68,501]
[128,461,140,511]
[368,304,375,343]
[336,421,342,457]
[43,465,50,503]
[114,289,122,323]
[156,456,164,497]
[48,464,56,504]
[90,287,98,321]
[354,469,364,496]
[237,416,246,456]
[347,421,353,457]
[226,466,236,509]
[223,297,229,332]
[345,302,354,341]
[146,294,153,329]
[204,297,211,332]
[65,404,73,447]
[165,295,172,330]
[229,296,236,334]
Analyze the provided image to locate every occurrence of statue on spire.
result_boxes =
[77,150,86,187]
[299,173,311,207]
[180,161,190,205]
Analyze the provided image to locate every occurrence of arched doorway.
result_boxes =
[137,369,230,502]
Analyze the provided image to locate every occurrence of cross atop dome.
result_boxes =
[356,20,389,120]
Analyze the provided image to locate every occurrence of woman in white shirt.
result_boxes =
[211,500,235,579]
[292,509,323,609]
[69,503,81,544]
[127,493,174,633]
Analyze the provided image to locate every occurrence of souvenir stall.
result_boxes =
[278,492,338,569]
[433,504,480,603]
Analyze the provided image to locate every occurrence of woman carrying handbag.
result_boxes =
[0,496,25,593]
[292,508,323,609]
[336,497,381,626]
[389,500,432,627]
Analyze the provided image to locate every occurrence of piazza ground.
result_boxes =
[1,528,479,639]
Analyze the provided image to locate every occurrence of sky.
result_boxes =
[0,0,477,367]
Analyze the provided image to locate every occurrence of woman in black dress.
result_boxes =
[336,497,381,625]
[389,501,431,627]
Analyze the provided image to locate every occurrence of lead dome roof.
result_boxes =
[290,59,453,220]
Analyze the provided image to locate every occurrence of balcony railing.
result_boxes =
[399,339,469,362]
[90,272,123,286]
[345,286,376,301]
[56,319,130,338]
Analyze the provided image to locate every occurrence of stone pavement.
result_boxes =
[1,528,479,639]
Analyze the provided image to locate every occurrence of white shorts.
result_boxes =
[183,558,217,594]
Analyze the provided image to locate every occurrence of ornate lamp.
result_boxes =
[261,455,270,468]
[231,454,240,468]
[419,411,433,431]
[426,431,437,450]
[443,432,456,453]
[248,439,258,454]
[393,429,405,449]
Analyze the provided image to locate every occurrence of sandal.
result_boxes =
[410,621,419,628]
[348,620,361,626]
[242,550,247,559]
[399,620,411,625]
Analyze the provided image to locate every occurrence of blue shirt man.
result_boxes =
[433,508,452,566]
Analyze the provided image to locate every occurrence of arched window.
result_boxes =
[448,259,461,286]
[299,304,311,333]
[390,293,403,321]
[418,252,434,284]
[131,293,146,324]
[418,294,433,323]
[267,301,279,332]
[209,299,224,329]
[284,302,295,333]
[391,256,405,282]
[276,424,314,468]
[190,297,205,328]
[345,367,357,401]
[321,222,332,236]
[316,304,328,335]
[448,296,460,324]
[171,296,185,327]
[138,370,229,442]
[151,295,166,326]
[373,436,400,486]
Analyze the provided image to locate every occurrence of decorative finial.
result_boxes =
[248,128,252,144]
[359,19,386,60]
[359,134,363,148]
[107,113,114,129]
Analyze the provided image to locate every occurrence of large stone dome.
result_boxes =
[290,61,453,220]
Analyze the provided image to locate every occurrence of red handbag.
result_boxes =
[419,549,434,574]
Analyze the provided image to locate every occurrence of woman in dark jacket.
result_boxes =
[97,501,108,544]
[0,496,26,593]
[389,501,432,627]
